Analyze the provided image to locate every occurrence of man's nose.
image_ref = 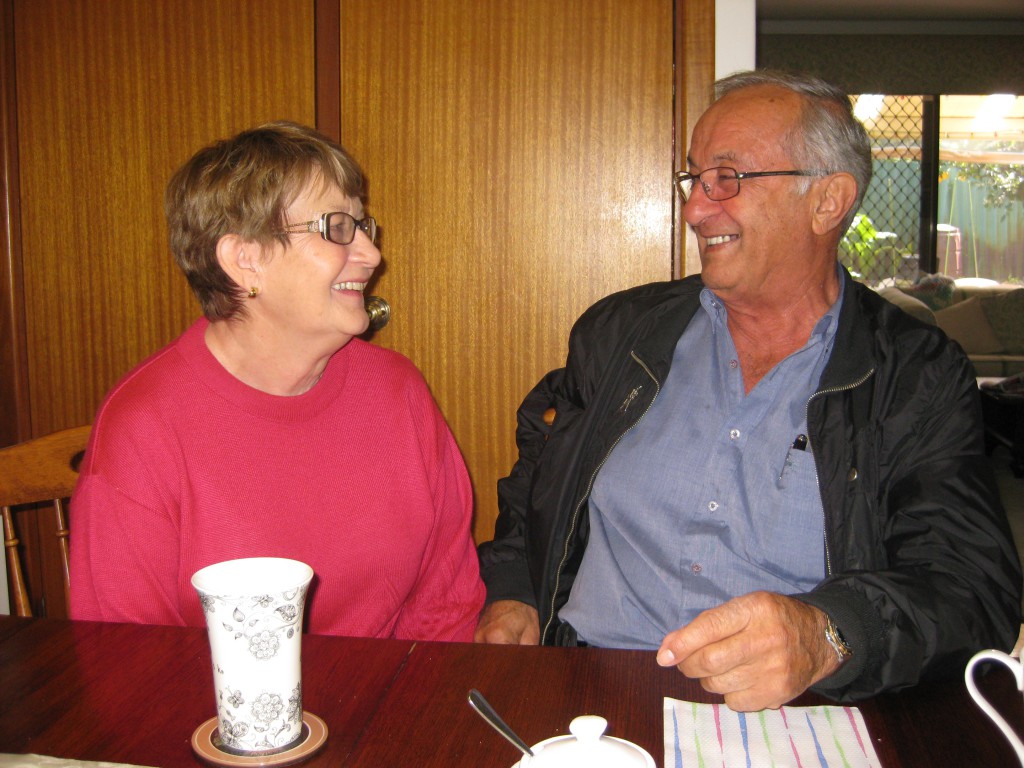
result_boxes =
[682,184,719,226]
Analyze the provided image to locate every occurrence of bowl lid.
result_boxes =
[518,716,654,768]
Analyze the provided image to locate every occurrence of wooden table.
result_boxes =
[0,615,1021,767]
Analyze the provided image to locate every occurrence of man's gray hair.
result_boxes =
[715,70,872,233]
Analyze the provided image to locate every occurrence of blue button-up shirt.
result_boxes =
[559,278,844,649]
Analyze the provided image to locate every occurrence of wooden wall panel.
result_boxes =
[7,0,317,616]
[676,0,715,277]
[12,0,317,438]
[1,0,28,450]
[339,0,675,542]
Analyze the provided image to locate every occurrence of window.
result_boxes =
[844,94,1024,287]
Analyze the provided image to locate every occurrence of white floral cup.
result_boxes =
[192,557,314,756]
[965,649,1024,767]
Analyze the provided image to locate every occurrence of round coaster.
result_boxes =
[191,711,328,767]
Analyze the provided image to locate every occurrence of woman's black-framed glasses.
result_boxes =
[674,167,828,202]
[279,211,378,245]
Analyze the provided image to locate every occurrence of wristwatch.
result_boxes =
[825,616,852,664]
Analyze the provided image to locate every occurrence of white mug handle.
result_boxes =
[965,649,1024,766]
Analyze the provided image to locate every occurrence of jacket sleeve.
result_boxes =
[801,340,1022,700]
[477,280,694,610]
[476,288,618,607]
[477,367,567,606]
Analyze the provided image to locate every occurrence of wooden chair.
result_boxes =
[0,425,91,617]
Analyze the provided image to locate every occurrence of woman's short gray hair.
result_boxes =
[715,70,872,233]
[165,121,366,321]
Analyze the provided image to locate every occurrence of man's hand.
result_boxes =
[656,592,843,711]
[474,600,541,645]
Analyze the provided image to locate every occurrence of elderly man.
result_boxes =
[475,70,1022,711]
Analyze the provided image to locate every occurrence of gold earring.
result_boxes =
[248,286,260,298]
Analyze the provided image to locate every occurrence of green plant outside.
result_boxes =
[840,212,908,283]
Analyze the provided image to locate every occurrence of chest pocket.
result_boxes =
[753,446,825,579]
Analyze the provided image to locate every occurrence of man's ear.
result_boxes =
[810,173,858,236]
[216,233,263,293]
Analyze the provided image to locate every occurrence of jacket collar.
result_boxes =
[818,267,878,392]
[630,276,704,383]
[631,268,877,392]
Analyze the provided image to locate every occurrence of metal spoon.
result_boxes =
[468,688,535,757]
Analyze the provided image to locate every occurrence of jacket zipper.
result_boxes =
[542,351,661,642]
[805,367,875,577]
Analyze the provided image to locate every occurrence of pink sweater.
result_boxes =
[70,319,485,641]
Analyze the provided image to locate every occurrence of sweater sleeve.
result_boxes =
[69,442,186,626]
[392,384,485,642]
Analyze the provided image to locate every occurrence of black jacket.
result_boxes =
[479,271,1022,701]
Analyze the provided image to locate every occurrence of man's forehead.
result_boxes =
[688,91,797,167]
[685,148,741,168]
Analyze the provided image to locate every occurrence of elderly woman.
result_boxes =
[69,122,485,640]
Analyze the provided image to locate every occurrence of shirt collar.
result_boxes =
[699,261,846,339]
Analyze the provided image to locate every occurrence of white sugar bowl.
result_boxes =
[515,715,655,768]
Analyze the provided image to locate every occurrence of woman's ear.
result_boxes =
[216,234,263,294]
[811,173,858,236]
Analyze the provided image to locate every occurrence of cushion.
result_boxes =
[969,355,1024,378]
[876,286,936,325]
[980,289,1024,355]
[955,281,1023,302]
[934,297,1004,354]
[901,273,957,311]
[954,277,1000,290]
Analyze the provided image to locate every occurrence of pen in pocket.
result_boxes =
[779,434,809,484]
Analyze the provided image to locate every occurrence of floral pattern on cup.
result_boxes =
[206,586,307,752]
[192,558,314,757]
[200,588,305,653]
[216,681,304,753]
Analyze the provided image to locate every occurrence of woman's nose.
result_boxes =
[350,231,382,267]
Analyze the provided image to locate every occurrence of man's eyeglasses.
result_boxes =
[673,167,828,202]
[279,211,378,246]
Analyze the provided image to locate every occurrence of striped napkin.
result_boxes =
[664,698,882,768]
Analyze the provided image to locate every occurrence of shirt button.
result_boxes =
[729,359,738,369]
[708,501,719,512]
[729,428,740,440]
[691,563,703,573]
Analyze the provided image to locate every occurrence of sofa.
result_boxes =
[876,275,1024,378]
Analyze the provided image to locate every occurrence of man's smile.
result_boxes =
[705,234,739,247]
